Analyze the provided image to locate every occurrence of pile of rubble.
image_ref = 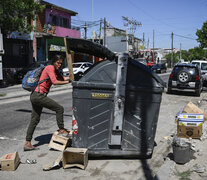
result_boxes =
[161,101,207,179]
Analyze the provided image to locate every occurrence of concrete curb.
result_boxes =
[0,84,72,101]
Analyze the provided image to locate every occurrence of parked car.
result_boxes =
[151,63,167,73]
[62,62,93,80]
[191,60,207,86]
[167,63,203,96]
[14,61,50,83]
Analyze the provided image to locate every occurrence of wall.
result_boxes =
[44,8,80,38]
[55,26,80,38]
[106,36,127,53]
[36,11,45,32]
[45,8,71,28]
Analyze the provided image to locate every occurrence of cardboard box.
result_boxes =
[0,152,20,171]
[177,112,203,139]
[177,125,202,139]
[48,131,71,151]
[178,113,204,126]
[63,148,88,170]
[183,101,207,121]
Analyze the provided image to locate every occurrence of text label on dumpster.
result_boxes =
[92,93,111,99]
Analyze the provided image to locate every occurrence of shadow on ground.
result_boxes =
[16,109,72,117]
[34,133,53,147]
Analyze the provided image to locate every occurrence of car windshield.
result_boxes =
[153,64,162,68]
[73,64,82,68]
[201,63,207,70]
[192,62,200,67]
[173,66,196,75]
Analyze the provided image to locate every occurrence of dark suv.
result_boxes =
[151,63,167,73]
[167,63,203,96]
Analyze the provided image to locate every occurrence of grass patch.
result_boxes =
[176,170,192,180]
[0,93,6,97]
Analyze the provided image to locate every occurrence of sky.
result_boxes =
[46,0,207,50]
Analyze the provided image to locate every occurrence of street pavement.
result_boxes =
[0,83,72,101]
[1,83,207,179]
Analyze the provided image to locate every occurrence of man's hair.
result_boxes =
[51,54,63,65]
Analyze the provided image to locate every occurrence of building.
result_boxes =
[33,0,80,63]
[104,27,142,57]
[1,0,80,85]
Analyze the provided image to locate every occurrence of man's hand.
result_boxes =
[64,76,70,81]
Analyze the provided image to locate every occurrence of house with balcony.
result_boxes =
[33,0,80,63]
[1,0,80,85]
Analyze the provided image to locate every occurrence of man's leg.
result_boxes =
[37,95,64,129]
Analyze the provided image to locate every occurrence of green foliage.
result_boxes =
[165,47,207,62]
[180,50,190,61]
[176,170,191,180]
[196,21,207,48]
[165,52,180,63]
[0,0,45,34]
[0,93,6,97]
[188,47,207,60]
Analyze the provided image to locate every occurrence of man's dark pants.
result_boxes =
[26,91,64,141]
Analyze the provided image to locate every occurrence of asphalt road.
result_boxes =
[1,72,207,180]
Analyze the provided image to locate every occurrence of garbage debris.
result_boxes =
[193,164,206,173]
[26,159,37,164]
[172,136,195,164]
[42,154,62,171]
[183,101,207,121]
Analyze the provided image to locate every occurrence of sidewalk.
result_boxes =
[0,83,72,101]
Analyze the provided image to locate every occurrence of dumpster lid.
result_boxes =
[65,37,115,60]
[130,59,167,88]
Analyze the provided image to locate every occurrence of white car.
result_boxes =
[62,62,93,80]
[191,60,207,86]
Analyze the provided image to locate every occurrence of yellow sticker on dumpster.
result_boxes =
[92,93,110,99]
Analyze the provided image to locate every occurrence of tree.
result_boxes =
[180,50,190,61]
[188,47,207,61]
[165,52,179,64]
[196,21,207,48]
[0,0,45,34]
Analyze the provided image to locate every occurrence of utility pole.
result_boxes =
[99,19,102,44]
[84,22,87,39]
[103,17,106,47]
[122,16,129,53]
[147,38,149,50]
[171,32,174,67]
[92,0,94,41]
[126,16,129,53]
[153,30,155,50]
[153,29,155,62]
[143,33,145,49]
[122,16,142,54]
[132,17,135,54]
[180,43,182,61]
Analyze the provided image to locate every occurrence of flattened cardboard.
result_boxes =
[0,152,20,171]
[177,125,202,139]
[63,148,88,170]
[183,101,207,121]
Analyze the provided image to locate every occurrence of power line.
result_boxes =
[174,33,197,41]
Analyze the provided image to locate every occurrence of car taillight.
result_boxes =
[196,75,200,80]
[169,73,173,79]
